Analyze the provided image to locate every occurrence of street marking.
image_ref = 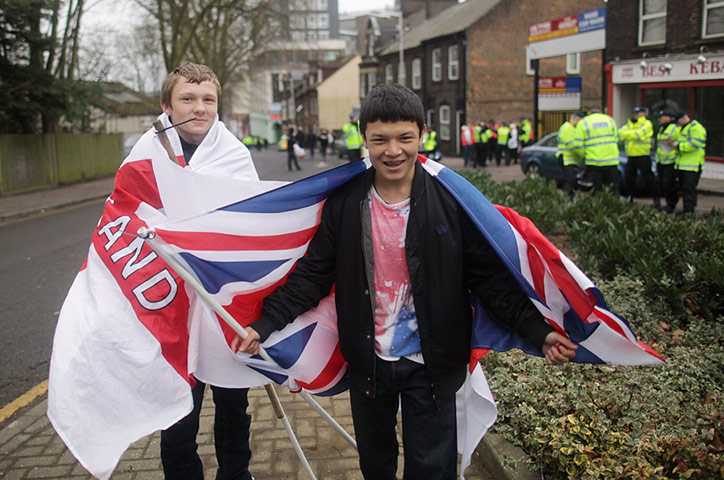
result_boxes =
[0,380,48,423]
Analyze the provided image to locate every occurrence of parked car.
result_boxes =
[519,132,653,195]
[334,136,349,159]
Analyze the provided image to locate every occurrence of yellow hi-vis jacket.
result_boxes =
[520,119,532,143]
[473,125,482,143]
[423,130,437,151]
[674,120,707,172]
[619,116,654,156]
[655,122,678,165]
[342,121,363,149]
[573,113,619,167]
[557,121,580,166]
[496,126,510,145]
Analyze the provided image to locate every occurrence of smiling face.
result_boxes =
[161,78,218,144]
[363,120,424,190]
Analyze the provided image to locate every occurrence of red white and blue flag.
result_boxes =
[48,142,661,480]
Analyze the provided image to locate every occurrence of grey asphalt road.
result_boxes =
[0,201,105,408]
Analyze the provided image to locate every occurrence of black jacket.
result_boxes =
[251,160,552,398]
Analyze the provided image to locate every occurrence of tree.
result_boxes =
[0,0,97,133]
[134,0,284,112]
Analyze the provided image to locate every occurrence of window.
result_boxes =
[292,31,306,42]
[638,0,666,45]
[318,31,329,40]
[439,105,451,141]
[368,72,377,91]
[318,13,329,29]
[318,0,328,10]
[385,64,394,83]
[292,14,305,29]
[307,14,317,29]
[307,31,318,41]
[448,45,459,80]
[704,0,724,38]
[360,74,366,98]
[431,48,442,82]
[566,53,580,74]
[412,58,422,89]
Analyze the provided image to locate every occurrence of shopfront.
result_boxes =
[608,52,724,176]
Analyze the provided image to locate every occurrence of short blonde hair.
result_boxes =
[160,62,221,107]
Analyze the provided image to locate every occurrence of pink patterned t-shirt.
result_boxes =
[369,187,422,363]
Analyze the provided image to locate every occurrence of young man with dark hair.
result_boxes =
[157,62,257,480]
[234,83,576,479]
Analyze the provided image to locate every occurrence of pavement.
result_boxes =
[1,154,721,480]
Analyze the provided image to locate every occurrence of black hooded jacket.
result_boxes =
[251,160,552,399]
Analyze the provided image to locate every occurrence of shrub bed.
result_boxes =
[458,170,724,479]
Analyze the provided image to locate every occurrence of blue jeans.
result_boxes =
[349,357,457,480]
[161,380,252,480]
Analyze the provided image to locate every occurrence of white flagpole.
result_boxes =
[138,229,356,470]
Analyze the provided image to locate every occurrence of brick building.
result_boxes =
[606,0,724,160]
[369,0,603,156]
[466,0,603,138]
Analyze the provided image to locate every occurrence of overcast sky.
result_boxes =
[84,0,397,27]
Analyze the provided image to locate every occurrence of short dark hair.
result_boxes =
[359,84,425,138]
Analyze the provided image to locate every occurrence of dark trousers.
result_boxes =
[495,144,507,166]
[475,143,487,167]
[507,147,519,165]
[673,169,701,213]
[462,144,473,166]
[588,164,621,195]
[658,163,678,210]
[562,164,579,200]
[287,149,301,171]
[487,140,496,162]
[624,155,657,198]
[349,358,457,480]
[161,381,252,480]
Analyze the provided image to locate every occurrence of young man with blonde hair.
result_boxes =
[152,61,258,480]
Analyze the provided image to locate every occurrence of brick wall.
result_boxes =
[465,0,602,124]
[606,0,724,60]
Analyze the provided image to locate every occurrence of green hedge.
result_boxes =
[458,171,724,479]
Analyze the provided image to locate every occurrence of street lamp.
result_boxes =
[397,10,405,85]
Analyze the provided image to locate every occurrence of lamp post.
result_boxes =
[397,10,405,85]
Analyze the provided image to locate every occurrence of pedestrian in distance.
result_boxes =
[495,121,510,166]
[156,62,258,480]
[319,128,330,160]
[619,106,658,207]
[507,120,520,166]
[573,105,620,195]
[461,123,474,167]
[287,127,302,171]
[654,110,679,212]
[233,83,577,480]
[306,130,317,160]
[487,119,498,164]
[670,110,707,214]
[557,111,585,200]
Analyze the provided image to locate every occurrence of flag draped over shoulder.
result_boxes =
[47,114,279,480]
[418,158,663,366]
[49,144,662,480]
